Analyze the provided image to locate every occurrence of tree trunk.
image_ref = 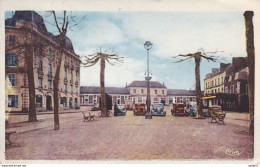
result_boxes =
[244,11,254,134]
[100,55,107,117]
[25,47,37,122]
[194,54,203,119]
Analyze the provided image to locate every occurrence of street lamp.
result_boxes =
[144,41,153,119]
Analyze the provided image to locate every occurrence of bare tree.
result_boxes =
[173,49,220,119]
[244,11,254,134]
[83,49,123,117]
[50,11,85,130]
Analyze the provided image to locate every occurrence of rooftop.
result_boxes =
[80,86,129,95]
[127,80,166,88]
[167,89,196,96]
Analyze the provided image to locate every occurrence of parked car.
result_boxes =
[133,103,146,116]
[171,103,188,117]
[151,103,166,116]
[114,104,126,116]
[186,102,197,116]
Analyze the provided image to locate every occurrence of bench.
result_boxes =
[6,131,16,145]
[82,112,95,122]
[208,110,226,124]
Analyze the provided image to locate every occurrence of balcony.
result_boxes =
[75,81,78,85]
[64,78,68,84]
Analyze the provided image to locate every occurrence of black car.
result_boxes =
[151,103,166,116]
[114,104,126,116]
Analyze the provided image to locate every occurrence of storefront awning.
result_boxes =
[202,96,216,100]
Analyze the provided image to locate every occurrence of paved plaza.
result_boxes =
[5,106,253,161]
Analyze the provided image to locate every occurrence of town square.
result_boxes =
[1,2,258,163]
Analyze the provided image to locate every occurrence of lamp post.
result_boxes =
[144,41,153,119]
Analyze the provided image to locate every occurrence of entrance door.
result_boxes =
[46,95,52,111]
[69,97,73,109]
[74,98,78,108]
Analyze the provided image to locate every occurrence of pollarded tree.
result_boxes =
[83,49,123,117]
[173,49,220,119]
[48,11,86,130]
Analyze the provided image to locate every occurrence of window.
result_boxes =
[75,72,78,82]
[218,78,220,85]
[8,74,15,87]
[38,78,42,89]
[221,87,223,93]
[174,97,177,103]
[141,89,144,94]
[9,35,15,46]
[70,85,73,93]
[180,97,183,103]
[48,48,53,60]
[221,77,223,84]
[48,64,52,75]
[162,90,165,95]
[225,87,228,93]
[231,85,234,94]
[75,86,78,93]
[93,95,97,105]
[211,81,213,87]
[192,97,195,102]
[206,83,207,88]
[133,89,136,94]
[138,97,142,103]
[169,98,173,104]
[70,71,73,81]
[6,55,17,66]
[117,96,121,104]
[124,96,128,101]
[160,98,165,105]
[64,84,67,92]
[84,95,89,104]
[154,97,159,102]
[186,97,189,103]
[8,95,18,108]
[155,89,157,94]
[64,70,67,80]
[36,95,42,108]
[214,79,216,86]
[39,60,43,72]
[48,80,52,90]
[60,97,67,107]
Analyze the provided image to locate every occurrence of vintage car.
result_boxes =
[151,103,166,116]
[171,103,188,117]
[114,104,126,116]
[133,103,146,116]
[186,102,197,116]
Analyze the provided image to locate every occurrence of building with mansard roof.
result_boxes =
[5,11,81,112]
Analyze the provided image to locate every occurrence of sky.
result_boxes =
[5,11,247,90]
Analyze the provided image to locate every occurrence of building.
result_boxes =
[80,86,129,108]
[204,63,231,96]
[80,80,196,108]
[167,89,196,105]
[127,81,167,105]
[5,11,81,112]
[203,57,248,112]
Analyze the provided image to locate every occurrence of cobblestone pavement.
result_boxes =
[4,107,253,161]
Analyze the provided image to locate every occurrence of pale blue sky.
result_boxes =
[5,11,247,90]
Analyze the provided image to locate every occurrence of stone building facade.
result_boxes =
[5,11,81,112]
